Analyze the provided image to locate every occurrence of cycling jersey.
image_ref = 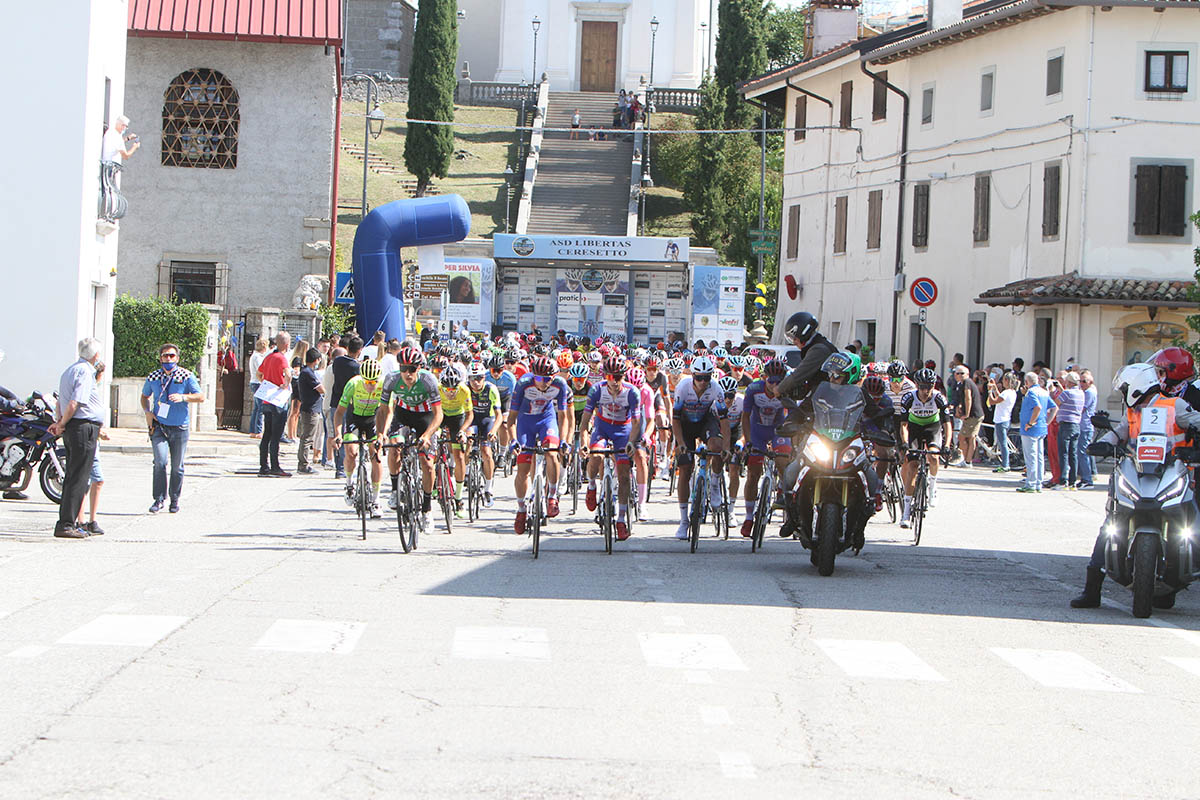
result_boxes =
[470,384,501,418]
[725,392,745,423]
[381,369,441,413]
[439,384,472,416]
[885,378,917,414]
[486,369,517,401]
[568,378,593,413]
[338,375,383,417]
[585,382,643,425]
[511,375,570,419]
[742,380,785,428]
[672,376,726,423]
[901,389,951,427]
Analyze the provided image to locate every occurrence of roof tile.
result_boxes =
[976,271,1196,307]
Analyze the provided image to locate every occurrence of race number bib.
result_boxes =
[1136,406,1173,463]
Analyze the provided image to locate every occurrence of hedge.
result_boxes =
[112,294,209,378]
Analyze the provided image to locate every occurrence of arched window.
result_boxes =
[161,68,239,169]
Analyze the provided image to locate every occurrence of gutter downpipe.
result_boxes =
[859,58,909,358]
[1076,7,1096,373]
[328,45,344,306]
[785,78,833,329]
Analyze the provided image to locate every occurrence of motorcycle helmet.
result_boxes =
[1113,363,1159,409]
[913,368,937,387]
[1150,347,1195,389]
[784,312,819,345]
[821,351,862,384]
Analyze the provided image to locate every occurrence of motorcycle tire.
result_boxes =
[1153,593,1176,610]
[1131,534,1158,619]
[39,453,65,504]
[816,502,840,576]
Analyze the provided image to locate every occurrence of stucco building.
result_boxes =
[117,0,341,313]
[343,0,417,78]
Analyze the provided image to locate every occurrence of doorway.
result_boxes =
[580,21,618,92]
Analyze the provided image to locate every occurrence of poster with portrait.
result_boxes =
[444,260,483,331]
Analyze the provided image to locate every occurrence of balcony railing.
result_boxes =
[98,160,127,222]
[649,87,702,113]
[456,80,539,108]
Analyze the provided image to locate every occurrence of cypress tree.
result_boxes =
[715,0,768,128]
[404,0,458,197]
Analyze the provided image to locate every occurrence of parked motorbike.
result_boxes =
[1090,410,1200,618]
[0,392,66,503]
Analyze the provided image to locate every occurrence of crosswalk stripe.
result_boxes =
[699,705,731,726]
[57,614,189,648]
[451,626,550,661]
[254,619,366,654]
[6,645,49,659]
[992,648,1141,693]
[639,633,747,671]
[815,639,946,681]
[1163,656,1200,677]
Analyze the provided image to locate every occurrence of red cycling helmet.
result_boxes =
[397,346,424,367]
[1151,347,1195,387]
[530,356,555,377]
[644,355,659,368]
[763,358,788,378]
[603,355,627,376]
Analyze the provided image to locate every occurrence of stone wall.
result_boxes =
[344,0,416,80]
[341,76,409,103]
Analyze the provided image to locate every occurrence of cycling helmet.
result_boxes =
[665,358,684,375]
[487,353,505,370]
[887,360,908,379]
[587,351,602,364]
[530,356,554,377]
[862,375,887,398]
[398,346,424,367]
[718,376,738,395]
[821,351,862,384]
[1150,347,1195,388]
[626,367,646,387]
[691,356,715,376]
[439,368,462,389]
[603,355,627,376]
[431,355,449,372]
[713,347,729,359]
[728,355,745,369]
[763,358,788,378]
[568,363,590,380]
[556,351,574,370]
[533,344,549,356]
[467,361,487,379]
[784,312,819,344]
[913,367,937,387]
[359,358,382,381]
[644,355,660,369]
[867,361,889,376]
[1113,363,1159,409]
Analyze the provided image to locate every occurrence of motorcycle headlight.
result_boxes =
[841,445,862,465]
[1156,474,1189,503]
[804,436,832,464]
[1116,471,1140,500]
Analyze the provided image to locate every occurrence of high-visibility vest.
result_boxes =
[1127,396,1188,454]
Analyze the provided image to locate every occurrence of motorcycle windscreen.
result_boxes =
[811,383,866,442]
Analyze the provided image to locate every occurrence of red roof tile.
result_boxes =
[129,0,341,46]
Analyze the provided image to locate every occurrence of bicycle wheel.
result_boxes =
[531,475,542,559]
[437,453,454,535]
[884,466,901,524]
[751,470,773,553]
[688,470,703,553]
[718,478,729,540]
[394,478,413,553]
[601,470,614,554]
[356,451,369,541]
[911,471,926,546]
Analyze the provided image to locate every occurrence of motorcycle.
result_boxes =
[784,382,888,576]
[1091,410,1200,618]
[0,392,67,504]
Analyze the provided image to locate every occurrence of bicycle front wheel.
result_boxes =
[602,472,614,554]
[688,472,703,553]
[357,459,369,541]
[531,478,542,559]
[911,472,927,546]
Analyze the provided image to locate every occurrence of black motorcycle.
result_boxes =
[0,392,67,503]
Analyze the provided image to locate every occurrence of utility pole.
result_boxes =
[757,107,766,284]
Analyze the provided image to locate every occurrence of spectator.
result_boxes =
[424,333,439,354]
[285,339,308,443]
[419,325,432,350]
[296,348,325,474]
[1043,369,1062,487]
[571,108,583,140]
[140,342,203,513]
[988,372,1018,472]
[458,319,473,341]
[1017,372,1056,493]
[610,103,621,130]
[1077,369,1097,489]
[379,339,400,377]
[328,333,341,349]
[317,337,331,358]
[247,337,269,438]
[618,89,630,126]
[323,346,347,478]
[48,338,105,538]
[362,330,385,361]
[101,115,140,164]
[1011,357,1025,384]
[952,365,984,467]
[1051,371,1085,490]
[75,359,110,534]
[257,331,293,477]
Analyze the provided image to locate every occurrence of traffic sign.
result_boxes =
[910,277,938,307]
[918,308,927,325]
[750,240,778,254]
[749,228,779,239]
[334,273,355,305]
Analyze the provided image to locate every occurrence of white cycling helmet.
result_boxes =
[690,356,715,376]
[1112,363,1158,409]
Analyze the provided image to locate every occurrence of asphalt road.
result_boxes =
[1,447,1199,799]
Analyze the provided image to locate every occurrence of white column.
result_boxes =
[622,1,650,89]
[494,0,527,82]
[670,0,699,88]
[545,0,572,86]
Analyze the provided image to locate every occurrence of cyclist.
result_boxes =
[375,346,442,529]
[506,355,570,534]
[626,366,655,518]
[438,367,474,518]
[898,367,953,528]
[467,361,501,508]
[861,373,897,513]
[671,355,729,540]
[644,356,673,476]
[580,356,643,540]
[719,375,744,529]
[333,358,385,518]
[739,359,791,538]
[554,350,575,383]
[486,353,517,452]
[728,356,753,389]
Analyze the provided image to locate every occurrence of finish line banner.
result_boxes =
[494,234,688,263]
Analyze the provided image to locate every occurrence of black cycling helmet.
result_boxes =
[887,360,908,379]
[913,367,937,387]
[784,312,819,344]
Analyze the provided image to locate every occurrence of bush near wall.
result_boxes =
[112,295,209,378]
[319,303,355,339]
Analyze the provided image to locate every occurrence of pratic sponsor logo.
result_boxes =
[549,238,634,258]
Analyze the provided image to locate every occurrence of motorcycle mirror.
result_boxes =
[1090,412,1112,431]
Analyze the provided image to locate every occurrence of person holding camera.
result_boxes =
[101,115,139,165]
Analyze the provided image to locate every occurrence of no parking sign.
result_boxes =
[910,277,938,307]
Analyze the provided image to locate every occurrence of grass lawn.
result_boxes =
[642,186,692,239]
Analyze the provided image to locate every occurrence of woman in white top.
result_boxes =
[247,337,269,438]
[987,372,1019,472]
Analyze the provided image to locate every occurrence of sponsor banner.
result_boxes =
[495,234,688,263]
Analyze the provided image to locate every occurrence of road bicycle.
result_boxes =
[685,444,727,553]
[748,445,782,553]
[465,432,486,523]
[380,430,424,553]
[520,444,557,559]
[432,430,457,535]
[879,453,903,525]
[588,445,620,554]
[345,432,378,541]
[904,444,940,546]
[565,431,584,515]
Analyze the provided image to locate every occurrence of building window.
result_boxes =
[839,80,853,129]
[1043,162,1061,239]
[973,173,991,245]
[912,182,930,248]
[1034,314,1055,367]
[1146,51,1189,93]
[159,260,229,307]
[1046,51,1064,98]
[786,204,801,259]
[967,313,986,372]
[871,69,888,121]
[866,189,883,250]
[921,84,934,126]
[794,94,807,142]
[162,68,239,169]
[1133,163,1188,236]
[833,196,848,254]
[980,66,995,114]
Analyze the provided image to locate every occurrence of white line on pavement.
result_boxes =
[815,639,947,681]
[699,705,731,726]
[639,633,748,671]
[6,645,49,659]
[718,751,756,779]
[57,614,189,648]
[991,648,1142,693]
[1163,656,1200,677]
[254,619,366,654]
[685,671,713,684]
[451,626,550,662]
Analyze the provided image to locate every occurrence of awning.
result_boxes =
[974,271,1196,308]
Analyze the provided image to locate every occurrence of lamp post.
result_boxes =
[649,16,659,89]
[639,171,653,236]
[531,16,541,84]
[503,165,514,233]
[349,73,385,219]
[699,21,710,76]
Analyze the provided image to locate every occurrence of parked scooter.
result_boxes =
[0,392,66,503]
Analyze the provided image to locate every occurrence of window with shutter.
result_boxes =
[973,173,991,244]
[921,85,934,126]
[872,70,888,121]
[840,81,853,129]
[1042,162,1061,238]
[912,183,930,248]
[1133,164,1162,236]
[833,196,848,254]
[787,204,801,259]
[794,95,807,142]
[867,190,883,250]
[1046,53,1063,97]
[1159,164,1188,236]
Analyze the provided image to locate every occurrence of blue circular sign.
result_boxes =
[910,277,938,307]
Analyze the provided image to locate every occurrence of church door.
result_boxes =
[579,21,617,92]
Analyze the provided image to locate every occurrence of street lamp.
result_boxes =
[503,165,514,233]
[531,16,541,84]
[349,72,384,219]
[649,16,659,89]
[639,171,653,236]
[699,21,710,76]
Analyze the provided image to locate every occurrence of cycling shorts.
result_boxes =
[675,413,722,466]
[515,414,560,463]
[388,408,435,440]
[441,413,466,447]
[343,413,377,444]
[573,406,586,430]
[590,418,632,464]
[469,415,495,445]
[905,425,943,462]
[748,423,792,462]
[499,394,512,414]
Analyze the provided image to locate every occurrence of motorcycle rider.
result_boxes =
[1070,363,1200,608]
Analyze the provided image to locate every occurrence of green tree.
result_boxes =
[1183,211,1200,361]
[112,295,210,378]
[765,4,807,69]
[404,0,458,196]
[715,0,768,127]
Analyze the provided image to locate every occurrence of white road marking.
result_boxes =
[684,670,713,684]
[661,615,685,627]
[639,633,748,671]
[992,648,1141,693]
[254,619,366,654]
[451,626,550,662]
[718,751,756,779]
[650,594,675,603]
[6,645,49,659]
[815,639,946,681]
[57,614,188,648]
[699,705,731,726]
[1163,656,1200,677]
[644,577,665,586]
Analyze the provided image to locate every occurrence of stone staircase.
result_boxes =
[526,91,633,236]
[339,140,434,197]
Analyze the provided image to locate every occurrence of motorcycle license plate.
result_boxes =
[1136,433,1168,463]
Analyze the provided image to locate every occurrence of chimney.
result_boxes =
[928,0,963,30]
[809,0,861,56]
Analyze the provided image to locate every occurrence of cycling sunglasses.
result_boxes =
[532,375,549,382]
[693,374,712,382]
[766,376,783,385]
[399,366,418,374]
[607,373,625,380]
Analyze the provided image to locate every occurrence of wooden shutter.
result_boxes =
[1159,164,1188,236]
[867,190,883,249]
[912,183,930,248]
[1042,163,1061,237]
[794,95,807,142]
[872,70,888,121]
[787,204,801,259]
[1046,55,1063,96]
[973,173,990,243]
[1133,164,1161,236]
[834,196,848,253]
[840,81,853,129]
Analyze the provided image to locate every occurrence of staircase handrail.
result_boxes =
[514,79,549,235]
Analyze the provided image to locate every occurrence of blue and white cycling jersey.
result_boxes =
[585,382,643,425]
[672,376,726,424]
[486,369,517,402]
[511,374,569,419]
[743,379,787,428]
